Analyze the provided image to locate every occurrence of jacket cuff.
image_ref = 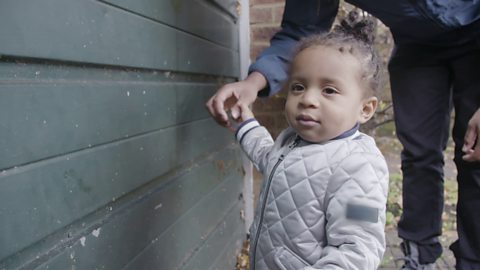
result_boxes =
[235,118,260,142]
[248,57,288,96]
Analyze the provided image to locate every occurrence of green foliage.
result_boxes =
[386,172,403,227]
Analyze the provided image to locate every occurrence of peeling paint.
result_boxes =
[92,228,101,238]
[80,237,86,246]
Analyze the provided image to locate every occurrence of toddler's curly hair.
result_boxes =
[293,10,382,95]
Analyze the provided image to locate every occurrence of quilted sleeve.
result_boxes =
[235,119,274,173]
[306,152,389,270]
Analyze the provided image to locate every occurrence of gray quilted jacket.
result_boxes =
[236,119,389,270]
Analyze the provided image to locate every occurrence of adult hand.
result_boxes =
[206,71,267,128]
[462,108,480,162]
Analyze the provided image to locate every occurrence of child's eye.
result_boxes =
[290,83,305,92]
[322,87,339,95]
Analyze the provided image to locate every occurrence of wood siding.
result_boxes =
[0,0,245,269]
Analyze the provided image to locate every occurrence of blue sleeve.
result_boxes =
[249,0,339,96]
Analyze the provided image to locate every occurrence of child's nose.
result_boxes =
[299,90,319,108]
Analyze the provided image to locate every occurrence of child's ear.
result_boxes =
[358,96,378,124]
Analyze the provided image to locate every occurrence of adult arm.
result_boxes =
[206,0,339,127]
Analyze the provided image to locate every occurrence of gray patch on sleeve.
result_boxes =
[346,203,379,223]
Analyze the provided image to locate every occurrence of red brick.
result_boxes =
[251,26,280,43]
[255,114,275,128]
[274,114,288,129]
[250,0,284,6]
[252,98,268,112]
[250,43,269,60]
[272,5,285,22]
[254,96,286,111]
[270,95,287,111]
[250,7,273,24]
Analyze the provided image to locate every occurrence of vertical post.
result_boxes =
[238,0,254,233]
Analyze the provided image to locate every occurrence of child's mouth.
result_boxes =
[296,115,320,127]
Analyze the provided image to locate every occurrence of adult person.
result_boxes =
[206,1,480,269]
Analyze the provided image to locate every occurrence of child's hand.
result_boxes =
[227,104,255,132]
[237,103,255,123]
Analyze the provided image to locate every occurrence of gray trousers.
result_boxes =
[389,40,480,269]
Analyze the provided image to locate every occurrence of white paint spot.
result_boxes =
[154,203,163,210]
[142,90,146,95]
[43,120,47,124]
[92,228,101,238]
[35,71,40,75]
[144,112,148,116]
[164,71,171,78]
[139,147,144,151]
[80,236,86,246]
[126,91,130,96]
[75,124,79,128]
[70,252,75,259]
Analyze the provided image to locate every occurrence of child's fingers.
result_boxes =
[239,103,254,121]
[231,105,241,120]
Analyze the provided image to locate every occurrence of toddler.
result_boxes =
[234,12,389,270]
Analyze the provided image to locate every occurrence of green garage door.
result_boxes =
[0,0,245,269]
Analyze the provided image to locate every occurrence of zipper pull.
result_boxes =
[278,154,285,161]
[290,136,301,148]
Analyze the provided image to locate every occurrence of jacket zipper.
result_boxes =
[251,136,301,270]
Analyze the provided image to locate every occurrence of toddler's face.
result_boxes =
[285,45,370,143]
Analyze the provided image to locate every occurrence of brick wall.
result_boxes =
[249,0,288,138]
